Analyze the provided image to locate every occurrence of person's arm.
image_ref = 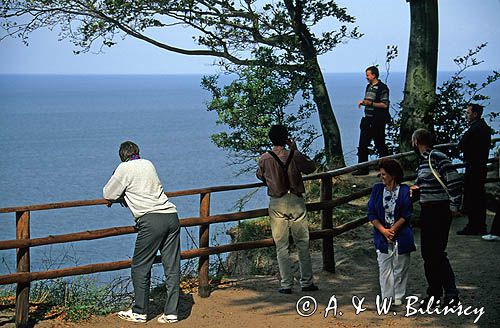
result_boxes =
[287,139,316,174]
[256,158,265,183]
[372,219,395,241]
[103,167,127,201]
[389,218,406,234]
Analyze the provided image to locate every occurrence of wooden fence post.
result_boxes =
[15,210,30,328]
[320,177,335,273]
[198,193,211,297]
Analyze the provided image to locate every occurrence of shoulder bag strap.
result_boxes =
[267,149,295,191]
[428,150,451,197]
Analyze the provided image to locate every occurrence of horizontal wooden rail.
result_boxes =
[0,216,369,285]
[1,174,497,251]
[0,226,136,250]
[2,139,496,214]
[7,172,497,252]
[0,188,375,251]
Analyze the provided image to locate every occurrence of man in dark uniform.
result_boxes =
[457,104,492,235]
[353,66,391,176]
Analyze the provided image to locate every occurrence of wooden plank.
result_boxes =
[0,217,370,286]
[0,191,374,251]
[1,138,498,214]
[320,177,335,273]
[198,193,211,298]
[15,211,30,328]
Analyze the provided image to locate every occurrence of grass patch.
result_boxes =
[0,275,131,323]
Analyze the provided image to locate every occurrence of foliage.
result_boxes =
[226,217,277,275]
[201,49,320,174]
[387,43,499,152]
[0,276,130,323]
[30,276,130,322]
[1,0,362,167]
[1,1,360,63]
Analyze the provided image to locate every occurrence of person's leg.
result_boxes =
[372,119,389,157]
[393,247,411,302]
[434,206,458,300]
[131,214,166,315]
[159,213,181,318]
[459,170,487,234]
[377,246,395,301]
[420,204,444,300]
[269,196,293,289]
[489,198,500,236]
[354,117,372,175]
[472,172,488,233]
[288,194,313,288]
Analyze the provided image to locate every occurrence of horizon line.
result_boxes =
[0,69,494,76]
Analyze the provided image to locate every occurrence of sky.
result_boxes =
[0,0,499,75]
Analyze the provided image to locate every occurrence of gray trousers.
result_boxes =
[131,212,180,316]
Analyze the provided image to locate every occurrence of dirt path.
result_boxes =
[6,214,500,328]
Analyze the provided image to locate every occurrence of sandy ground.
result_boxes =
[3,212,495,328]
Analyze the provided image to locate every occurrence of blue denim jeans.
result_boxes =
[269,193,313,289]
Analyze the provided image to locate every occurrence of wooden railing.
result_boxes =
[1,140,498,328]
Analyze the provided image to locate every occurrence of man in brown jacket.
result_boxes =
[256,125,318,294]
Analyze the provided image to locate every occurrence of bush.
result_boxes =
[388,43,499,153]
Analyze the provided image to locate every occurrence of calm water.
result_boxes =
[0,72,498,278]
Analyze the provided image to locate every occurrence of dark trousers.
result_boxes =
[357,116,389,163]
[463,167,487,232]
[420,202,458,299]
[132,212,180,316]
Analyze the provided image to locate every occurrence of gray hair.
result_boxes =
[411,128,433,147]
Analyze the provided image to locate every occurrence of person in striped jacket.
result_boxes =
[410,128,462,309]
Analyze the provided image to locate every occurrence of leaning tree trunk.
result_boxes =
[307,61,346,168]
[285,0,345,168]
[399,0,439,152]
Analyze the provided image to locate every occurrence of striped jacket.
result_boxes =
[415,149,462,212]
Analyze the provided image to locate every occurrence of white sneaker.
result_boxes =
[157,314,178,323]
[482,234,500,241]
[394,299,403,306]
[117,309,146,323]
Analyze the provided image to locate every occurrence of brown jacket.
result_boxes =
[256,146,316,197]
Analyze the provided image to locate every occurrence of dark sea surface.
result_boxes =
[0,72,498,279]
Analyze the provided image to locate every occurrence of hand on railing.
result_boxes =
[106,199,128,208]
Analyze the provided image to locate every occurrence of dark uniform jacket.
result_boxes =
[458,118,491,172]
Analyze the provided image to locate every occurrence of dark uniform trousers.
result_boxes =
[358,116,389,163]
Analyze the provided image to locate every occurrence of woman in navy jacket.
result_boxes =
[368,158,416,306]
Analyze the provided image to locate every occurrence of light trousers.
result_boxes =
[376,243,410,302]
[269,193,313,289]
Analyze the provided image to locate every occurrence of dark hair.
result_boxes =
[378,158,404,184]
[119,141,140,162]
[366,66,379,78]
[468,103,484,117]
[411,128,433,147]
[268,125,288,146]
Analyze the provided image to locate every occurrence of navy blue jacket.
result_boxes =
[368,183,416,254]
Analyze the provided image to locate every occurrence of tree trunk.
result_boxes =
[285,0,345,168]
[308,62,346,168]
[400,0,439,152]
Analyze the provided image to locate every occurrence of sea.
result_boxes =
[0,72,498,281]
